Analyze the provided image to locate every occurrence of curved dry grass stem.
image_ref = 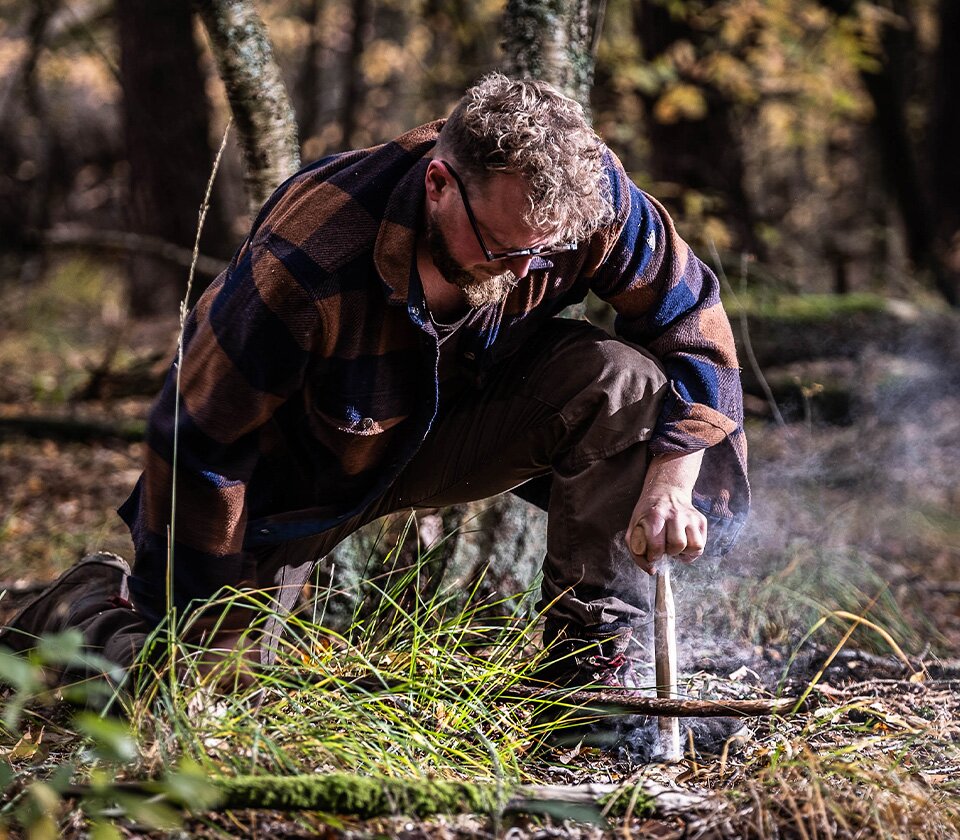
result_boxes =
[167,119,233,691]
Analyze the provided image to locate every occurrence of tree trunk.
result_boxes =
[294,0,326,149]
[340,0,373,149]
[500,0,605,114]
[195,0,301,214]
[424,0,612,614]
[816,0,957,307]
[117,0,228,317]
[929,0,960,306]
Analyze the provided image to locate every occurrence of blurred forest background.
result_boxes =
[0,0,958,660]
[2,0,960,311]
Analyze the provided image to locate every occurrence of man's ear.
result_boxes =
[424,159,448,202]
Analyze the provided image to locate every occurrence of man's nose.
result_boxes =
[505,255,534,278]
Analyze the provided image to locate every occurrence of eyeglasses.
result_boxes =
[439,160,578,262]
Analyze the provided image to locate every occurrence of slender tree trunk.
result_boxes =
[117,0,228,316]
[20,0,58,241]
[501,0,605,113]
[0,0,58,278]
[929,0,960,306]
[340,0,373,149]
[294,0,325,149]
[195,0,301,213]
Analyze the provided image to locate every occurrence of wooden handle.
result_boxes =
[654,563,681,760]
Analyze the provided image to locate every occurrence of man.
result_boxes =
[1,73,748,691]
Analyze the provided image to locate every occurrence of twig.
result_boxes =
[318,673,811,718]
[167,118,232,695]
[710,244,787,428]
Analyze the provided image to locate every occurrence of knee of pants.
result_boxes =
[549,334,668,458]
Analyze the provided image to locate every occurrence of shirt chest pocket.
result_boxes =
[306,379,416,438]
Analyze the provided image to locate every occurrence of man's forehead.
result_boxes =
[473,171,556,245]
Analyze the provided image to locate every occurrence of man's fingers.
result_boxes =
[675,515,707,563]
[663,517,689,557]
[628,517,662,574]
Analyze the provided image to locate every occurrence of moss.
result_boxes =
[216,772,509,818]
[598,785,655,818]
[723,292,887,322]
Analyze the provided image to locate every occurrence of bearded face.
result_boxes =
[425,210,518,308]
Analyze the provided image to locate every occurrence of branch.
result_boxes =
[38,225,224,277]
[503,685,810,717]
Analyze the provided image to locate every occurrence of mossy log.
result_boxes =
[728,295,959,371]
[215,772,507,817]
[69,773,687,820]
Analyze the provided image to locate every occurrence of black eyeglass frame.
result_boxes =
[438,160,578,262]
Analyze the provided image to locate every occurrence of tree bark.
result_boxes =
[929,0,960,306]
[117,0,227,317]
[293,0,326,147]
[501,0,605,114]
[195,0,301,214]
[339,0,373,149]
[815,0,957,307]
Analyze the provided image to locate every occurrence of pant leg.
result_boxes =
[381,318,667,629]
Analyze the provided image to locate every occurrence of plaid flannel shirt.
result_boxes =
[120,121,750,624]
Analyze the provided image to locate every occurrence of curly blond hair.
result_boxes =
[435,73,615,242]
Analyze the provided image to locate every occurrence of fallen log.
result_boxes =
[65,772,717,820]
[0,413,145,443]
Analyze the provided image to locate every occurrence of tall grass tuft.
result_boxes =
[128,513,552,789]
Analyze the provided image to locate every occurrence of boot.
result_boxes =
[0,552,132,654]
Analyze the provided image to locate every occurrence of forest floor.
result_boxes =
[1,257,959,838]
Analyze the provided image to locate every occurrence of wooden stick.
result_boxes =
[654,563,681,759]
[502,685,810,717]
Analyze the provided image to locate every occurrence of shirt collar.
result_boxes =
[373,122,442,306]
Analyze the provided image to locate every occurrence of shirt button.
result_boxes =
[463,351,476,361]
[361,417,375,431]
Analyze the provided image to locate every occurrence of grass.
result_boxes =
[2,512,959,838]
[1,254,958,836]
[0,524,585,835]
[0,256,127,404]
